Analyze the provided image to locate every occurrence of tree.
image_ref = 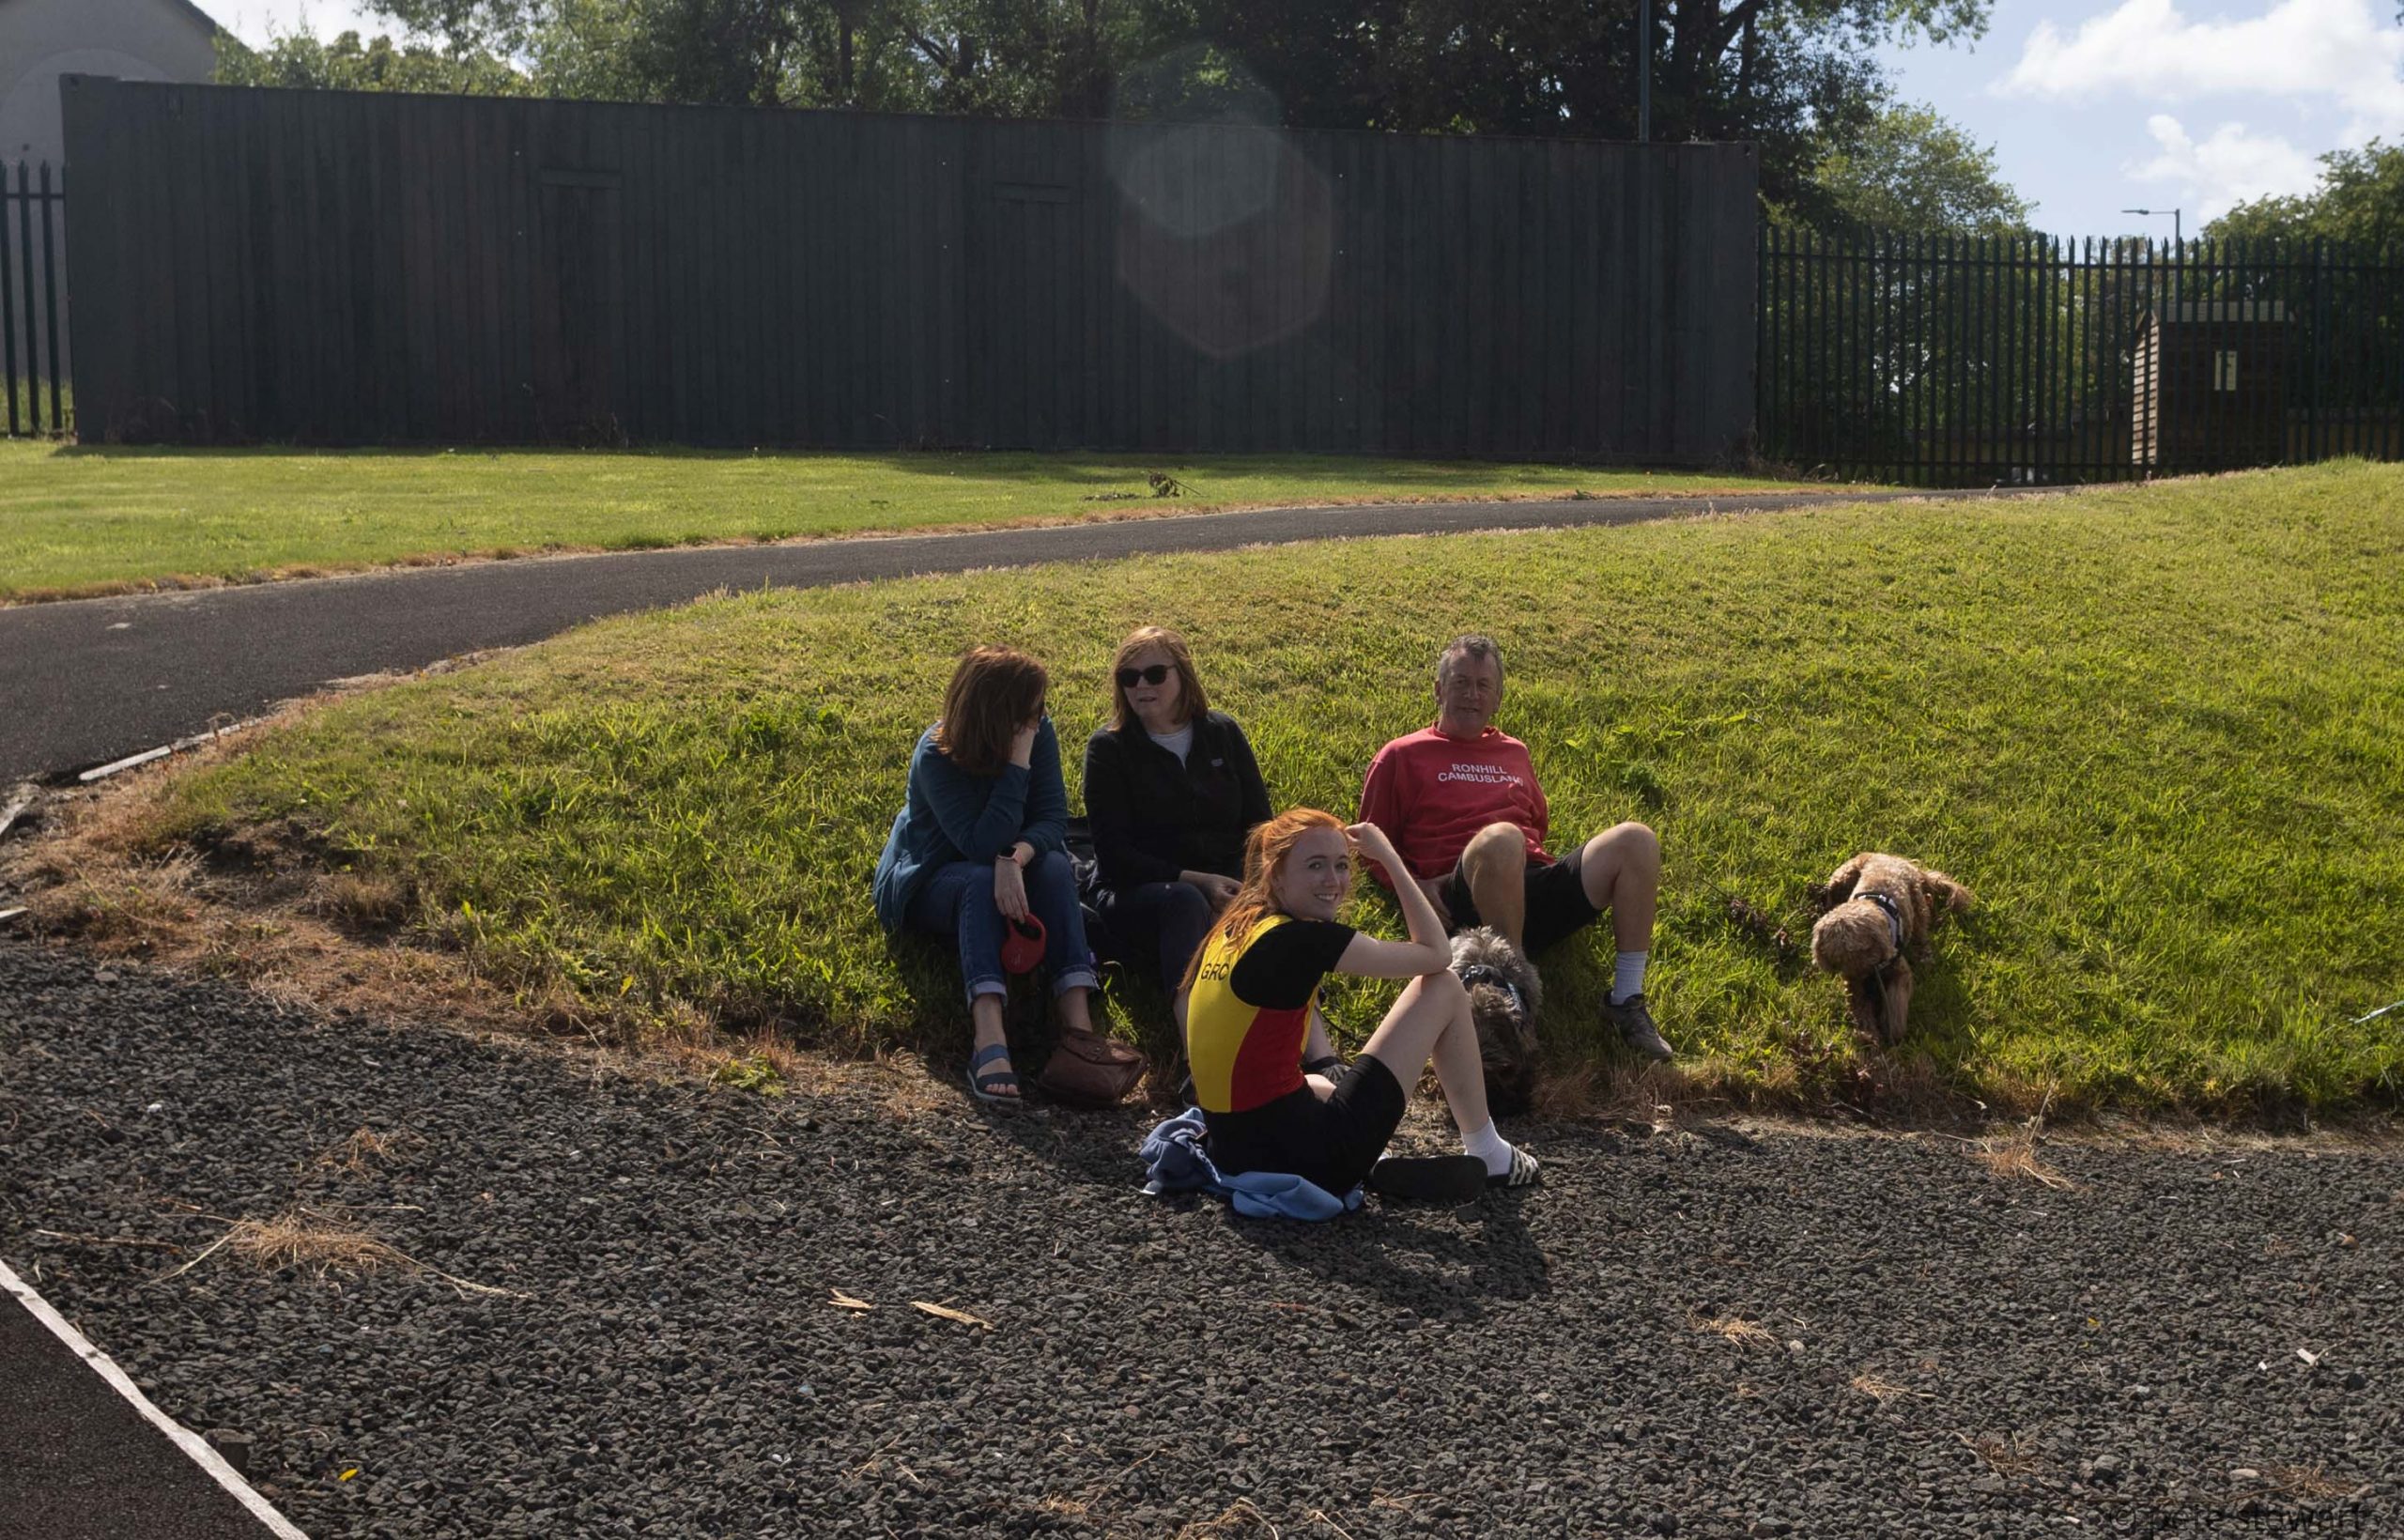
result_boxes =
[1132,0,1988,217]
[356,0,1162,113]
[1788,101,2031,236]
[233,0,1998,217]
[2209,140,2404,254]
[213,27,531,93]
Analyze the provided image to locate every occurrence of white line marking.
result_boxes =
[78,745,174,782]
[0,1257,311,1540]
[76,718,269,784]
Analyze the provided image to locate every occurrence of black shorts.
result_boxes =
[1441,839,1602,957]
[1202,1055,1408,1195]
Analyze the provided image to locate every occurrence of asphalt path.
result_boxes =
[0,488,2014,786]
[0,1290,281,1540]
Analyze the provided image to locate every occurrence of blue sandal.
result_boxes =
[966,1042,1024,1111]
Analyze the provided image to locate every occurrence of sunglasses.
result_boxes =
[1116,664,1172,688]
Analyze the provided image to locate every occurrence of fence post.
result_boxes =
[39,162,63,435]
[2,162,18,437]
[15,159,38,435]
[1759,218,1779,461]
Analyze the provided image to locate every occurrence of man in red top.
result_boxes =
[1359,634,1672,1060]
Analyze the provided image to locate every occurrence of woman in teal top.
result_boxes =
[872,645,1102,1107]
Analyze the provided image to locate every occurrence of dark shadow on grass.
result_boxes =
[36,440,1697,490]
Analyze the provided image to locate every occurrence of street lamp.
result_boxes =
[2121,207,2181,246]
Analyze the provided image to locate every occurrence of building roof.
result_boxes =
[0,0,225,38]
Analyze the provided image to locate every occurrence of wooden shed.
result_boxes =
[2133,301,2291,470]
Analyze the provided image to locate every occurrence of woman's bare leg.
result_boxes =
[1358,971,1535,1181]
[1358,971,1490,1138]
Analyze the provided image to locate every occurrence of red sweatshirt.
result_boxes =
[1358,724,1551,886]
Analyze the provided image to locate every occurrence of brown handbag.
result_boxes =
[1036,1028,1148,1108]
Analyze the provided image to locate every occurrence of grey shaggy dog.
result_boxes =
[1451,926,1543,1115]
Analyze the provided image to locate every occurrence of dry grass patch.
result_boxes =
[306,871,411,931]
[5,773,986,1116]
[1956,1431,2043,1477]
[2255,1464,2365,1502]
[168,1206,516,1296]
[3,740,539,1040]
[214,1209,408,1278]
[310,1126,415,1176]
[1173,1499,1284,1538]
[1689,1310,1781,1349]
[1530,1059,1705,1129]
[1973,1103,2076,1190]
[1848,1371,1931,1404]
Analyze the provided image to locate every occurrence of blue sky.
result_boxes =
[221,0,2401,238]
[1882,0,2402,235]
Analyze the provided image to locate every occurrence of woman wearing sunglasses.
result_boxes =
[1083,626,1273,998]
[873,645,1107,1107]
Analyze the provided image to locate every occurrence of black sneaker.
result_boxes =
[1605,993,1673,1061]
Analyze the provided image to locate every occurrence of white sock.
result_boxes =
[1610,950,1649,1006]
[1462,1117,1516,1178]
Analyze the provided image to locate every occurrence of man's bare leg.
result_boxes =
[1576,821,1660,953]
[1578,822,1672,1060]
[1458,822,1530,947]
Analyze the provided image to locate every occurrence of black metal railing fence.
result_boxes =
[1758,229,2404,485]
[2,160,70,438]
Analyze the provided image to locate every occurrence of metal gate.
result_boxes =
[1,160,69,439]
[1757,230,2404,485]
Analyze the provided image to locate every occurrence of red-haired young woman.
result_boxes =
[1178,810,1540,1192]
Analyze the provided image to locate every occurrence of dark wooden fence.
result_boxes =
[2,161,69,439]
[1758,230,2404,485]
[62,76,1760,459]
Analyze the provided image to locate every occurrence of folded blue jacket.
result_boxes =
[1139,1108,1364,1221]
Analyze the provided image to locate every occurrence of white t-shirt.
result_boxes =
[1147,721,1196,763]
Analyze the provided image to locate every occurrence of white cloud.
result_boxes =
[1997,0,2404,139]
[2126,114,2325,217]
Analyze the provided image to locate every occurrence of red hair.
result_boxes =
[1179,808,1350,993]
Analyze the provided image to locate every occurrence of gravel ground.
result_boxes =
[1,938,2396,1540]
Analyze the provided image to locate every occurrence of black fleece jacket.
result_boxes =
[1082,710,1274,888]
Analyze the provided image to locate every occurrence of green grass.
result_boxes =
[131,462,2404,1115]
[0,441,1815,603]
[2,379,70,439]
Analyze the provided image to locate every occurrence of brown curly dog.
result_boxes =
[1808,853,1973,1044]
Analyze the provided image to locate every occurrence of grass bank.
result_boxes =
[0,442,1815,603]
[42,463,2404,1116]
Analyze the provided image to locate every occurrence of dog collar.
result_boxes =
[1456,963,1526,1019]
[1862,890,1905,954]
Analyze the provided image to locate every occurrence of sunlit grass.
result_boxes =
[0,439,1818,602]
[137,462,2404,1114]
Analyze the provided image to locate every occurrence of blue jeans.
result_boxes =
[906,852,1099,1009]
[1093,880,1216,983]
